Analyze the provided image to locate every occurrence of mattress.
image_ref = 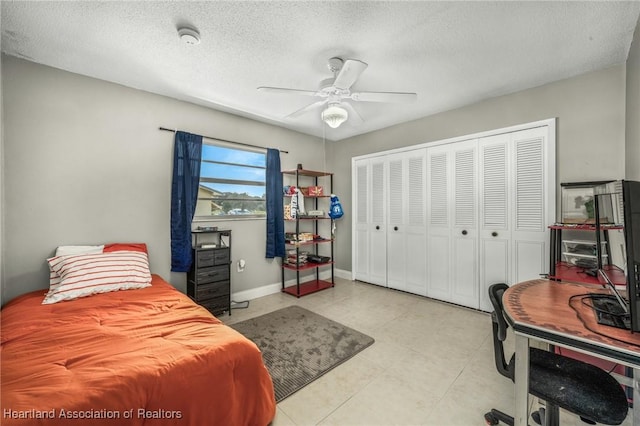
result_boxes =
[1,275,275,425]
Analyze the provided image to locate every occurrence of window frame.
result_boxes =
[193,141,267,221]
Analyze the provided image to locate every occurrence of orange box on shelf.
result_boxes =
[307,186,323,196]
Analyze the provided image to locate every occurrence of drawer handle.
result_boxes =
[492,231,498,237]
[462,230,467,235]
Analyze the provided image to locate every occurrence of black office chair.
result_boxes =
[485,283,628,426]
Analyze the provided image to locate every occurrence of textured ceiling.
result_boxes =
[2,1,639,141]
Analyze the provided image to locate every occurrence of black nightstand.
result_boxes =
[186,229,231,316]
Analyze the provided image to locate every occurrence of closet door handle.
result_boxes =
[492,231,498,237]
[394,226,398,231]
[375,225,380,230]
[462,230,468,235]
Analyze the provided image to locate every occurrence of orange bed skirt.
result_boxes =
[1,275,275,425]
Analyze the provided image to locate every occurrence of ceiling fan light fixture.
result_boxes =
[322,105,348,128]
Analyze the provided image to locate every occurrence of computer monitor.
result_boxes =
[593,180,640,332]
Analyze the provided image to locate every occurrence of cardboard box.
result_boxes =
[305,186,323,196]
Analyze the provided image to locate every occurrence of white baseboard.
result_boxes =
[334,268,351,280]
[231,282,281,302]
[231,268,353,302]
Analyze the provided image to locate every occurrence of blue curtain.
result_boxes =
[265,148,285,258]
[171,131,203,272]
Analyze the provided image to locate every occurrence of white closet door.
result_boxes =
[478,133,511,311]
[478,127,549,311]
[451,140,479,308]
[353,160,370,282]
[426,140,478,308]
[387,154,406,290]
[510,128,548,285]
[427,145,453,302]
[369,158,388,286]
[352,157,387,286]
[387,150,427,295]
[405,151,427,296]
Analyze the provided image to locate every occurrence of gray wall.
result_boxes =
[1,55,328,304]
[627,16,640,181]
[329,64,627,272]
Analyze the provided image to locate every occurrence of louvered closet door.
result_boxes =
[427,144,453,302]
[353,157,387,286]
[478,133,511,312]
[387,154,406,290]
[478,127,549,312]
[426,141,478,307]
[405,151,428,295]
[510,127,548,285]
[353,160,370,282]
[451,140,479,308]
[369,157,388,286]
[387,150,427,295]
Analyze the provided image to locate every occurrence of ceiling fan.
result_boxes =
[258,57,417,128]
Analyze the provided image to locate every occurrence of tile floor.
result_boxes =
[221,278,634,426]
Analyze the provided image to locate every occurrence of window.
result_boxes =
[195,143,266,219]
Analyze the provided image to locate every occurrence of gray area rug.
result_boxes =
[230,305,375,402]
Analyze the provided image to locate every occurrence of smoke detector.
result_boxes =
[177,27,200,45]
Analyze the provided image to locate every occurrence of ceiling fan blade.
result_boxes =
[341,103,364,125]
[286,99,328,119]
[333,59,368,90]
[257,86,320,97]
[351,91,417,103]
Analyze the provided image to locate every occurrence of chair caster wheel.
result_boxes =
[531,409,542,425]
[484,412,499,425]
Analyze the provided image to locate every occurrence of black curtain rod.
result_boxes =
[158,127,289,154]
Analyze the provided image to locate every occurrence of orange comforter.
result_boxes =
[1,275,275,426]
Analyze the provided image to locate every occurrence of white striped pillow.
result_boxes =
[49,245,105,290]
[44,251,152,304]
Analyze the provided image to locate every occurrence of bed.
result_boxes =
[1,274,276,426]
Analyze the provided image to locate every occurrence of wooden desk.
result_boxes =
[503,279,640,426]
